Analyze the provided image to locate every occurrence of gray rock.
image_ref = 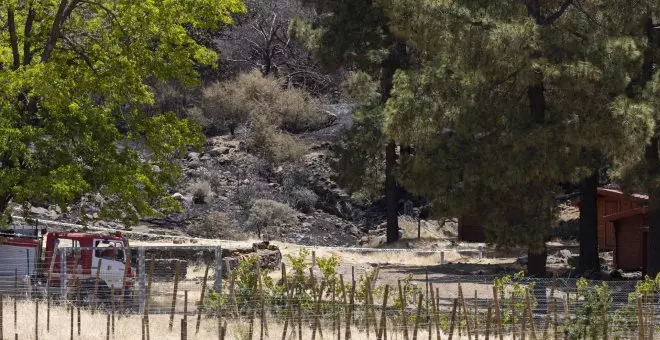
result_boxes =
[187,152,200,160]
[188,160,201,169]
[209,147,229,156]
[172,193,185,201]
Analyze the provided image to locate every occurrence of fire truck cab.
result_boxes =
[44,232,133,292]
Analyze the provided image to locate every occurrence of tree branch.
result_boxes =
[23,3,36,66]
[7,6,20,69]
[61,36,98,74]
[544,0,573,25]
[42,0,83,63]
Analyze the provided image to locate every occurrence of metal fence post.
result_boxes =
[138,247,146,314]
[60,250,67,298]
[440,251,445,265]
[214,247,222,294]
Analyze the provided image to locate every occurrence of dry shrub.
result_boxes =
[202,81,250,136]
[290,187,318,213]
[250,115,307,164]
[190,211,248,240]
[246,199,297,237]
[188,179,213,204]
[204,70,327,134]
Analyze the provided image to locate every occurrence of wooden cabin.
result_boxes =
[604,207,648,272]
[571,188,647,250]
[457,188,647,247]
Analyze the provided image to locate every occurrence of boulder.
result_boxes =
[209,147,230,157]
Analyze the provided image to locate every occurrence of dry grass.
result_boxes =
[4,299,526,339]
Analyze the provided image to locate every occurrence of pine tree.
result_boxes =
[382,0,653,276]
[294,0,412,242]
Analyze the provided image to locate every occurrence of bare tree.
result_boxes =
[214,0,338,96]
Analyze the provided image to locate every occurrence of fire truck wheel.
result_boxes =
[78,279,112,306]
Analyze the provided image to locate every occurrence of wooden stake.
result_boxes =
[602,296,607,340]
[448,298,458,340]
[46,294,50,333]
[637,295,644,340]
[485,304,492,340]
[0,295,3,340]
[552,298,557,340]
[77,306,81,336]
[181,318,188,340]
[525,290,536,340]
[474,290,479,340]
[92,257,102,314]
[70,305,74,340]
[144,256,155,340]
[281,263,290,340]
[412,294,423,340]
[112,288,116,336]
[119,243,131,316]
[196,264,210,335]
[169,260,181,331]
[377,285,389,340]
[512,293,517,340]
[398,280,409,340]
[492,286,504,340]
[458,284,472,340]
[106,313,110,340]
[430,284,440,340]
[34,299,38,340]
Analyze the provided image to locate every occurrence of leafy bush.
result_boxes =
[290,187,318,213]
[246,199,297,237]
[188,180,213,204]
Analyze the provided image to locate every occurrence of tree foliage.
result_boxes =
[382,0,655,274]
[0,0,245,223]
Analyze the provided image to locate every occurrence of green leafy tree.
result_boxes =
[383,0,653,276]
[294,0,411,243]
[0,0,245,223]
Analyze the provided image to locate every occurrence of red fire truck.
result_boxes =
[0,230,134,304]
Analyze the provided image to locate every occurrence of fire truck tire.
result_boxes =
[77,279,112,306]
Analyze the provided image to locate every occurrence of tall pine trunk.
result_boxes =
[385,140,399,243]
[578,169,600,273]
[646,137,660,276]
[527,243,547,278]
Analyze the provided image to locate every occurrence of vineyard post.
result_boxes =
[601,297,607,340]
[34,299,38,340]
[492,286,503,340]
[521,303,526,340]
[169,260,181,331]
[144,255,155,340]
[377,284,389,340]
[138,247,146,315]
[13,269,17,340]
[431,285,441,340]
[458,284,472,340]
[0,294,3,340]
[552,298,557,340]
[281,263,290,340]
[111,288,116,336]
[106,313,110,340]
[331,280,336,339]
[448,298,458,340]
[77,306,81,336]
[258,265,265,340]
[46,294,50,332]
[512,293,516,340]
[364,277,371,338]
[296,294,302,340]
[637,296,644,340]
[340,274,347,340]
[60,250,67,298]
[485,303,492,340]
[120,243,131,317]
[214,247,222,295]
[182,290,189,340]
[474,290,479,340]
[412,294,423,340]
[524,290,536,340]
[70,305,73,340]
[350,270,356,328]
[92,258,102,314]
[398,280,409,340]
[428,286,434,340]
[196,265,210,335]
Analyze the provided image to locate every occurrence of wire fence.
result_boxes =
[0,241,655,340]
